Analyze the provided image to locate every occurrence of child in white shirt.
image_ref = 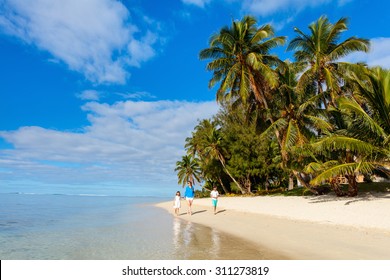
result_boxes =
[210,186,219,215]
[173,191,181,216]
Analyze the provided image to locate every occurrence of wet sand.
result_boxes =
[156,193,390,259]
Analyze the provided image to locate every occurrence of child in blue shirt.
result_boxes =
[184,181,195,215]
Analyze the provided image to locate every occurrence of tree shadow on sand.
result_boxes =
[304,192,390,205]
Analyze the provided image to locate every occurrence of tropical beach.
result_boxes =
[157,193,390,259]
[1,2,390,274]
[168,12,390,262]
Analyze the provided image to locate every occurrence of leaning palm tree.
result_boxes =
[174,155,202,187]
[307,134,389,196]
[200,127,245,193]
[185,119,215,157]
[185,119,232,194]
[199,15,286,113]
[287,16,370,108]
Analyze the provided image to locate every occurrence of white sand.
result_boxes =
[156,193,390,259]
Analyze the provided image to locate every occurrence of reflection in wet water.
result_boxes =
[0,194,282,259]
[171,217,271,260]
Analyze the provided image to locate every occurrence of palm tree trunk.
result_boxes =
[265,176,269,192]
[329,177,346,197]
[346,174,358,197]
[250,75,269,111]
[249,75,285,149]
[288,173,294,190]
[292,170,319,195]
[218,177,229,194]
[245,175,252,194]
[218,155,244,193]
[318,79,328,109]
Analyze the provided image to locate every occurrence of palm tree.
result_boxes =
[201,127,245,193]
[349,67,390,135]
[262,61,332,190]
[287,16,370,108]
[185,119,228,193]
[185,119,215,157]
[188,119,245,193]
[306,68,390,196]
[175,155,201,187]
[307,134,389,196]
[199,15,286,113]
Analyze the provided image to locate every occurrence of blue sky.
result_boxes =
[0,0,389,196]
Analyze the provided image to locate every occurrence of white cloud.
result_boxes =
[268,16,295,31]
[343,37,390,69]
[115,91,156,100]
[76,90,101,101]
[126,31,157,67]
[181,0,349,13]
[241,0,332,16]
[0,100,219,191]
[181,0,211,8]
[0,0,160,84]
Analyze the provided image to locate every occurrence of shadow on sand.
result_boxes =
[304,192,390,205]
[191,210,207,215]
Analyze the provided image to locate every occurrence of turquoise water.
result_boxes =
[0,193,269,259]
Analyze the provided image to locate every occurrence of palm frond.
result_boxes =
[310,162,375,185]
[311,135,376,155]
[282,120,298,151]
[304,160,339,174]
[329,37,370,61]
[259,118,288,140]
[304,115,334,133]
[338,97,387,139]
[326,17,348,45]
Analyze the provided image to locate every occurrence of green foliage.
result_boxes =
[199,15,285,110]
[174,15,390,197]
[174,155,202,187]
[287,16,369,107]
[195,189,211,198]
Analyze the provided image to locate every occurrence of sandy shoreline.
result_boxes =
[156,193,390,259]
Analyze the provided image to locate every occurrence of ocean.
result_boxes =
[0,193,267,260]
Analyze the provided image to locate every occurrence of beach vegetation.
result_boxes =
[194,188,211,198]
[175,154,202,186]
[175,15,390,197]
[287,16,369,109]
[198,15,286,113]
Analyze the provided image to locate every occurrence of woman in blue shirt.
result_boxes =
[184,181,195,215]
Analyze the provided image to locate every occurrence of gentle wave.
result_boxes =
[1,192,169,199]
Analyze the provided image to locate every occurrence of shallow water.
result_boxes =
[0,193,269,259]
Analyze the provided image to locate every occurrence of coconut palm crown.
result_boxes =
[287,16,370,107]
[199,15,286,110]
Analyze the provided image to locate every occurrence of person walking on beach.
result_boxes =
[210,186,219,215]
[184,181,195,215]
[173,191,181,216]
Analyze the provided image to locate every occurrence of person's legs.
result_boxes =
[212,199,217,214]
[189,199,193,215]
[187,198,193,215]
